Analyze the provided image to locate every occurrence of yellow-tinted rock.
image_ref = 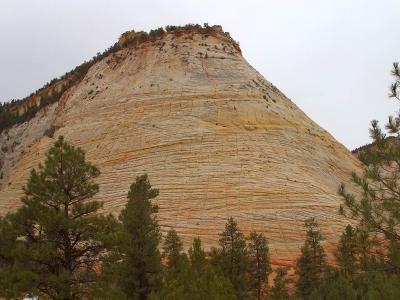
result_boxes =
[0,27,361,267]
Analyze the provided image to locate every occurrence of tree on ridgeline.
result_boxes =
[247,231,271,300]
[295,217,327,299]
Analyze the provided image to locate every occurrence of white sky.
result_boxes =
[1,0,399,149]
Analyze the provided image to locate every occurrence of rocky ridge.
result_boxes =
[0,25,361,267]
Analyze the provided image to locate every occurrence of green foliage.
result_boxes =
[149,27,165,39]
[295,218,327,299]
[0,216,14,270]
[269,267,290,300]
[0,136,117,299]
[163,229,184,267]
[339,62,400,273]
[0,23,238,133]
[213,217,249,299]
[188,237,207,272]
[247,231,271,300]
[163,228,187,281]
[150,237,238,300]
[309,273,357,300]
[389,62,400,101]
[0,40,119,133]
[354,272,400,300]
[116,174,162,300]
[44,125,57,138]
[0,215,19,298]
[335,224,357,278]
[327,63,400,300]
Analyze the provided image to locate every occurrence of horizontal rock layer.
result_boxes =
[0,28,361,267]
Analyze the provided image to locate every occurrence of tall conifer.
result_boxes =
[269,267,289,300]
[247,231,271,300]
[117,174,162,300]
[295,218,327,299]
[5,136,117,299]
[216,217,249,299]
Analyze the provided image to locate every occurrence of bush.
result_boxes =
[44,125,57,138]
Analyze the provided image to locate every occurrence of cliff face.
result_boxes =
[0,27,361,266]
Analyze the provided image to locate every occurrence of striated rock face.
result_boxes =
[0,27,361,267]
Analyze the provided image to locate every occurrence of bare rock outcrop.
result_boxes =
[0,26,361,267]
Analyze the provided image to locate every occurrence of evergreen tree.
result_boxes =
[117,174,162,300]
[150,237,238,300]
[335,224,357,278]
[354,272,400,300]
[295,218,327,299]
[309,273,357,300]
[215,217,249,299]
[163,228,187,280]
[188,237,207,273]
[163,228,184,267]
[0,215,18,298]
[339,62,400,272]
[4,136,117,299]
[247,231,271,300]
[269,267,289,300]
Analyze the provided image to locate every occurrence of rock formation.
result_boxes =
[0,25,361,267]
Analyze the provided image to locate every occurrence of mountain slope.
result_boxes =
[0,25,361,266]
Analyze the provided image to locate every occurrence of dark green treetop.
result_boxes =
[335,224,358,278]
[150,236,238,300]
[117,174,162,300]
[339,62,400,272]
[269,267,290,300]
[4,136,117,299]
[295,218,327,299]
[215,217,249,299]
[247,231,271,300]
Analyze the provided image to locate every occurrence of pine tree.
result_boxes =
[339,62,400,272]
[295,218,327,299]
[163,228,187,280]
[150,237,238,300]
[5,136,117,299]
[215,217,249,299]
[356,272,400,299]
[269,267,289,300]
[0,215,18,298]
[335,224,357,278]
[188,237,207,273]
[117,174,162,300]
[309,273,357,300]
[247,231,271,300]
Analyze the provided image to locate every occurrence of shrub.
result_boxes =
[44,125,57,138]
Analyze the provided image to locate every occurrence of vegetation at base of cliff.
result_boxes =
[0,23,238,134]
[0,135,399,299]
[1,64,400,298]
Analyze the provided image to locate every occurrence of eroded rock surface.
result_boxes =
[0,27,361,266]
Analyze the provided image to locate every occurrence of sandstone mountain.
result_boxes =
[0,25,361,267]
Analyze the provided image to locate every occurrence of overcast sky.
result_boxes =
[1,0,399,149]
